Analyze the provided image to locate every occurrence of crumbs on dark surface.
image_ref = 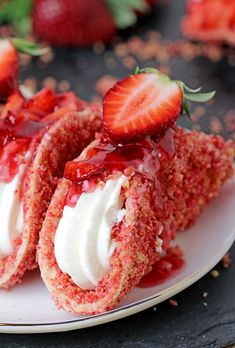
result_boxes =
[169,299,178,307]
[221,252,232,269]
[202,292,208,298]
[211,270,220,279]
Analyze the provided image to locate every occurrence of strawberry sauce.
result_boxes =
[0,89,82,183]
[64,129,176,207]
[0,112,50,182]
[64,129,175,183]
[138,254,185,288]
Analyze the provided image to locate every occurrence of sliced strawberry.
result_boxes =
[0,40,19,100]
[103,70,182,142]
[103,68,216,142]
[23,87,57,117]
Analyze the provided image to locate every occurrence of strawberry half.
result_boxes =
[0,40,18,100]
[103,68,215,142]
[0,38,47,100]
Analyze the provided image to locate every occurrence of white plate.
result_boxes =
[0,179,235,334]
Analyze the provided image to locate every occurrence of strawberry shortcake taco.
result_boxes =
[38,69,235,315]
[0,40,102,288]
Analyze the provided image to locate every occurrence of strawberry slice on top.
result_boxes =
[103,68,215,142]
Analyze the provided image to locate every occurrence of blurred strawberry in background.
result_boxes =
[182,0,235,47]
[32,0,117,46]
[0,0,157,46]
[0,37,47,100]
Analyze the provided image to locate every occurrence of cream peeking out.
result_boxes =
[0,173,24,258]
[54,175,128,290]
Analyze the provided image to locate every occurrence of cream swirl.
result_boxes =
[0,173,24,258]
[54,175,127,289]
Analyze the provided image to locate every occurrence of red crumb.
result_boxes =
[24,76,38,94]
[166,245,184,257]
[39,48,55,64]
[221,253,232,269]
[58,80,71,92]
[202,292,208,298]
[42,77,57,90]
[224,110,235,132]
[169,299,178,307]
[112,30,230,68]
[95,75,118,97]
[209,117,223,134]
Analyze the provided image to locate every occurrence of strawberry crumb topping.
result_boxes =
[38,126,235,314]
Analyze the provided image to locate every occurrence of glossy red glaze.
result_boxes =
[138,254,185,288]
[0,139,29,182]
[64,129,175,182]
[0,112,50,183]
[64,129,176,209]
[0,88,81,183]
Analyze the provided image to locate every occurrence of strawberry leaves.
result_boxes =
[179,81,216,117]
[184,91,216,103]
[134,67,216,118]
[11,38,49,56]
[105,0,148,29]
[0,0,32,36]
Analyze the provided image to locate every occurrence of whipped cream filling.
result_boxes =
[54,175,127,290]
[0,173,24,258]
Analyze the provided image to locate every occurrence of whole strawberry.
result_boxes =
[0,0,153,46]
[32,0,116,46]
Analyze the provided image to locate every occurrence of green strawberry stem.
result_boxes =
[179,81,215,117]
[11,38,49,56]
[0,0,48,56]
[0,0,32,36]
[134,67,216,118]
[105,0,149,29]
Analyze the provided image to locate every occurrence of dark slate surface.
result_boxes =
[0,0,235,347]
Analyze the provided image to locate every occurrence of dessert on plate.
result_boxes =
[0,41,102,289]
[38,68,235,315]
[182,0,235,47]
